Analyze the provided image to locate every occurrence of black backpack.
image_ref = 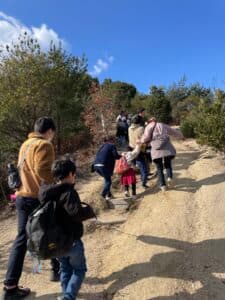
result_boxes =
[7,138,38,190]
[26,200,74,259]
[7,163,22,189]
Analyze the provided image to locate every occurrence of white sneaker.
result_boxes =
[160,186,167,192]
[105,195,111,201]
[124,191,130,197]
[167,177,174,187]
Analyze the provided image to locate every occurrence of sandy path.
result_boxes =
[1,139,225,299]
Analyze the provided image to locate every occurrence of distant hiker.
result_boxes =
[93,136,121,201]
[116,111,128,146]
[3,117,57,300]
[128,115,149,188]
[127,114,133,127]
[121,145,141,197]
[137,107,146,127]
[141,118,183,192]
[39,159,95,300]
[116,111,126,124]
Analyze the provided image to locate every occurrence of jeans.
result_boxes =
[136,156,148,186]
[59,240,87,300]
[154,156,173,187]
[4,196,40,286]
[95,166,112,197]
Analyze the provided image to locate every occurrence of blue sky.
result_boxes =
[0,0,225,92]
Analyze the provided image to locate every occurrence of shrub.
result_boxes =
[180,119,196,138]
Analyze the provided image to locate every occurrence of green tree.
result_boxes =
[0,33,92,153]
[194,96,225,151]
[147,86,172,123]
[167,78,212,123]
[130,94,149,113]
[102,79,137,110]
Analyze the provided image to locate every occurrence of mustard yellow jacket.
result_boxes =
[16,132,55,198]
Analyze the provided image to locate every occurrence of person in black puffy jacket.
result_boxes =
[39,159,95,300]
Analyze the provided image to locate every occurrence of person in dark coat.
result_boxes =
[39,159,95,300]
[137,107,146,127]
[93,136,121,200]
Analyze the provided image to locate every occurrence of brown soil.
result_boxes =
[1,139,225,299]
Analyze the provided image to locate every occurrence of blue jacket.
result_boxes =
[94,143,121,175]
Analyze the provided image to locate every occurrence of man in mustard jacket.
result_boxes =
[3,117,56,299]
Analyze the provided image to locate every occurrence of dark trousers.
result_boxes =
[95,166,112,197]
[51,258,60,274]
[154,156,173,187]
[4,196,40,286]
[125,184,136,196]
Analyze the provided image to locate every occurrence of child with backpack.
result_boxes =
[38,159,96,300]
[120,145,141,197]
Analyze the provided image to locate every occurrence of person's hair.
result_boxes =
[131,114,141,125]
[52,159,76,181]
[138,107,145,114]
[120,111,125,115]
[34,117,56,134]
[148,117,157,123]
[103,135,115,143]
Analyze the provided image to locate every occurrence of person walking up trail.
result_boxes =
[39,159,95,300]
[121,145,141,197]
[116,111,128,146]
[128,115,149,188]
[93,136,121,201]
[141,118,183,191]
[2,117,56,300]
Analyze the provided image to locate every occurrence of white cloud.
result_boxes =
[0,11,67,51]
[90,56,114,77]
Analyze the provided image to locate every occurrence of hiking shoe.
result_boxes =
[2,286,30,299]
[50,271,60,282]
[160,186,167,192]
[124,191,130,197]
[167,177,174,187]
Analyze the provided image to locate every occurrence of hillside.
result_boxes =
[1,139,225,299]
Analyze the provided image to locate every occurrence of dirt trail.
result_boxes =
[1,139,225,299]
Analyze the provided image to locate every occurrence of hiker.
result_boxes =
[137,107,146,127]
[116,111,128,146]
[93,135,121,201]
[116,110,126,124]
[141,118,183,191]
[39,159,95,300]
[121,145,141,197]
[128,115,149,188]
[126,113,133,127]
[3,117,58,300]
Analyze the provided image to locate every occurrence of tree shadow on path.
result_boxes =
[172,172,225,193]
[85,235,225,299]
[169,150,225,193]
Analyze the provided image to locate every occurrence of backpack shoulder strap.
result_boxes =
[149,122,157,141]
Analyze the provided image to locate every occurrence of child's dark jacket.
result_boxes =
[39,183,95,240]
[94,143,121,175]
